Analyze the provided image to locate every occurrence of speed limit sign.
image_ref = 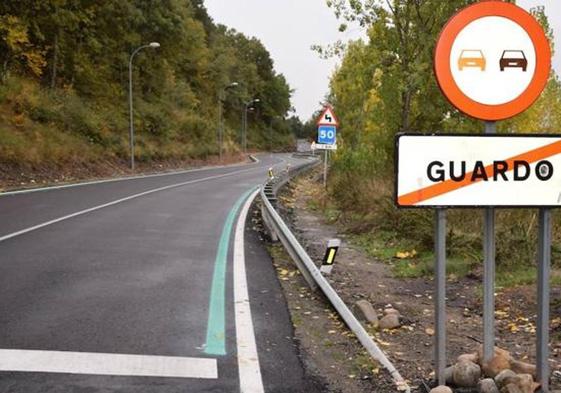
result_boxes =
[318,125,336,145]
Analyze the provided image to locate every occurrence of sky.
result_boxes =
[205,0,561,121]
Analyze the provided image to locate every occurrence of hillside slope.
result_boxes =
[0,0,299,189]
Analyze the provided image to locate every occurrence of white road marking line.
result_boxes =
[0,349,217,379]
[0,166,262,243]
[0,156,260,197]
[233,189,265,393]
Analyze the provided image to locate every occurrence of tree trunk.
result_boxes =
[1,59,9,83]
[401,89,412,132]
[50,31,59,89]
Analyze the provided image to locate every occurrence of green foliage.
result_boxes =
[0,0,297,170]
[323,0,561,282]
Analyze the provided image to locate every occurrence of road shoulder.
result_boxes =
[267,169,561,392]
[243,202,327,393]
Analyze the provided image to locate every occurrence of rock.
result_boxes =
[453,360,482,387]
[478,346,512,365]
[515,374,539,393]
[430,386,453,393]
[355,300,379,326]
[483,353,511,378]
[384,307,400,317]
[495,369,518,389]
[510,360,537,379]
[501,383,524,393]
[479,378,500,393]
[379,314,400,329]
[458,352,479,364]
[444,366,454,385]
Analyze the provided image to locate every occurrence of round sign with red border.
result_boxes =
[434,1,551,121]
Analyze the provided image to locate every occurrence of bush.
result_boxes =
[328,144,561,281]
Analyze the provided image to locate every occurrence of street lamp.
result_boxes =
[217,82,239,161]
[128,42,160,171]
[242,98,260,154]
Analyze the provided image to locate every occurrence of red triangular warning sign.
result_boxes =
[317,106,339,126]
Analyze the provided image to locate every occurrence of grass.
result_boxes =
[351,350,380,377]
[349,224,561,287]
[350,231,479,279]
[298,163,561,289]
[349,225,561,286]
[496,266,561,287]
[0,75,293,175]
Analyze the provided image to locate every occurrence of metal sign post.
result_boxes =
[396,133,559,389]
[434,208,447,386]
[420,1,553,388]
[537,208,551,392]
[483,121,496,364]
[323,150,328,188]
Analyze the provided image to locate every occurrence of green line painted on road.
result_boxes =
[204,187,257,356]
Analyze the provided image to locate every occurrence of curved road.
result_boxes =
[0,154,323,392]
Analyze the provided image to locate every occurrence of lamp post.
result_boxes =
[128,42,160,171]
[217,82,238,162]
[242,98,260,154]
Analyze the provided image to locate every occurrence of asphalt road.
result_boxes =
[0,154,324,392]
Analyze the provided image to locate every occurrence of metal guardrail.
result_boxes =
[259,157,411,393]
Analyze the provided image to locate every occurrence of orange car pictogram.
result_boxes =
[458,49,486,71]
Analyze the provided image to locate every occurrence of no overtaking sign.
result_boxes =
[434,1,551,121]
[406,2,554,389]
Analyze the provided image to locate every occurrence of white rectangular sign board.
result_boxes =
[396,134,561,207]
[315,144,338,150]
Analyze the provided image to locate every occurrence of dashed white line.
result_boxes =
[233,189,265,393]
[0,349,217,379]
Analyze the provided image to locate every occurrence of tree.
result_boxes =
[0,0,298,168]
[0,14,45,80]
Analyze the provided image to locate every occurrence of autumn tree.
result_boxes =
[0,0,296,164]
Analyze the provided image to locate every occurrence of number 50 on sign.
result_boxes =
[318,125,336,145]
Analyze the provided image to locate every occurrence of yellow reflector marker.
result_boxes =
[326,249,336,265]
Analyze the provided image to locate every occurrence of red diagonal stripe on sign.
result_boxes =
[398,139,561,206]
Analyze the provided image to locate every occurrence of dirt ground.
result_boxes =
[0,153,248,192]
[259,169,561,392]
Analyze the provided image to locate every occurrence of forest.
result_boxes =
[0,0,299,181]
[323,0,561,285]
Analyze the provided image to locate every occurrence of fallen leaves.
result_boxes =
[495,309,509,319]
[395,250,417,259]
[277,267,298,280]
[374,338,391,347]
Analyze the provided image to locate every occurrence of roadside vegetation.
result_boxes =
[0,0,302,182]
[319,0,561,286]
